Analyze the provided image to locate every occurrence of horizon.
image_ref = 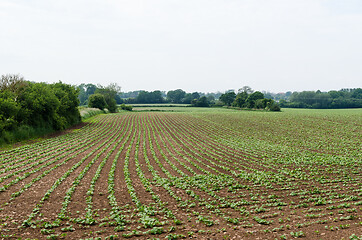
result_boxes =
[25,78,361,94]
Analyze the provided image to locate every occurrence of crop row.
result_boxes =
[0,111,360,239]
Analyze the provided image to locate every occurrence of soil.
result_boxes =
[0,112,360,240]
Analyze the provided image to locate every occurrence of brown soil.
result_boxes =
[0,112,360,240]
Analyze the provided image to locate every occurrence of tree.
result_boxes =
[351,88,362,99]
[191,92,200,100]
[167,89,186,103]
[78,83,98,106]
[115,94,123,104]
[238,86,253,94]
[135,90,164,103]
[136,91,149,103]
[268,101,281,111]
[18,82,60,128]
[246,91,264,108]
[85,84,97,96]
[206,95,215,105]
[77,84,87,105]
[0,74,28,94]
[282,89,362,109]
[233,92,248,108]
[219,91,236,106]
[0,90,20,132]
[0,74,27,132]
[183,92,200,104]
[254,99,265,109]
[1,76,82,144]
[52,82,81,128]
[150,90,164,103]
[95,83,121,113]
[88,94,107,110]
[193,96,209,107]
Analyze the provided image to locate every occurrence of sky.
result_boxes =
[1,0,362,93]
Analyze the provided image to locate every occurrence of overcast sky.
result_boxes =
[1,0,361,93]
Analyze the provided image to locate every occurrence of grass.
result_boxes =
[79,107,106,120]
[0,125,54,150]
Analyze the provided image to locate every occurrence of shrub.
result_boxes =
[269,102,281,112]
[0,76,81,146]
[88,94,107,110]
[120,104,132,111]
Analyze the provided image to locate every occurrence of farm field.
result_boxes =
[0,108,361,239]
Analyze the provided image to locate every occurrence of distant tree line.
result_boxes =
[127,90,164,104]
[279,89,362,109]
[0,74,80,145]
[219,86,281,111]
[77,84,362,110]
[78,83,122,113]
[78,84,123,106]
[122,89,219,107]
[78,85,222,107]
[121,90,167,101]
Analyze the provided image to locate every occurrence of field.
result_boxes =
[0,108,361,239]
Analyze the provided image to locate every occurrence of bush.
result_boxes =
[88,94,107,110]
[192,96,209,107]
[269,102,281,111]
[0,75,81,146]
[254,99,265,109]
[120,104,132,111]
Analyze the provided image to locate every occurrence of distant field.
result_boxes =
[0,108,361,239]
[131,103,190,107]
[131,103,190,111]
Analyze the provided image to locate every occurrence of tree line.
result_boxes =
[2,74,358,146]
[78,84,280,110]
[78,85,220,108]
[219,86,281,111]
[78,84,362,113]
[279,89,362,109]
[0,74,80,145]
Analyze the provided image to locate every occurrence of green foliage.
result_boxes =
[167,89,186,103]
[52,82,81,128]
[221,87,281,111]
[268,101,281,111]
[120,104,133,111]
[95,83,121,113]
[136,90,164,103]
[0,90,20,132]
[192,96,209,107]
[78,83,97,105]
[281,88,362,109]
[219,91,236,106]
[246,91,264,108]
[0,75,81,146]
[19,82,61,128]
[183,92,200,104]
[88,94,107,110]
[233,91,248,108]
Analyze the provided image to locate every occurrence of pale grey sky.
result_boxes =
[1,0,361,93]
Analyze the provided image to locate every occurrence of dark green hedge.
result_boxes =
[0,77,80,145]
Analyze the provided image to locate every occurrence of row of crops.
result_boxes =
[0,109,361,239]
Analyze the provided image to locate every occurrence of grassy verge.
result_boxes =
[0,125,55,150]
[79,107,106,120]
[0,107,106,149]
